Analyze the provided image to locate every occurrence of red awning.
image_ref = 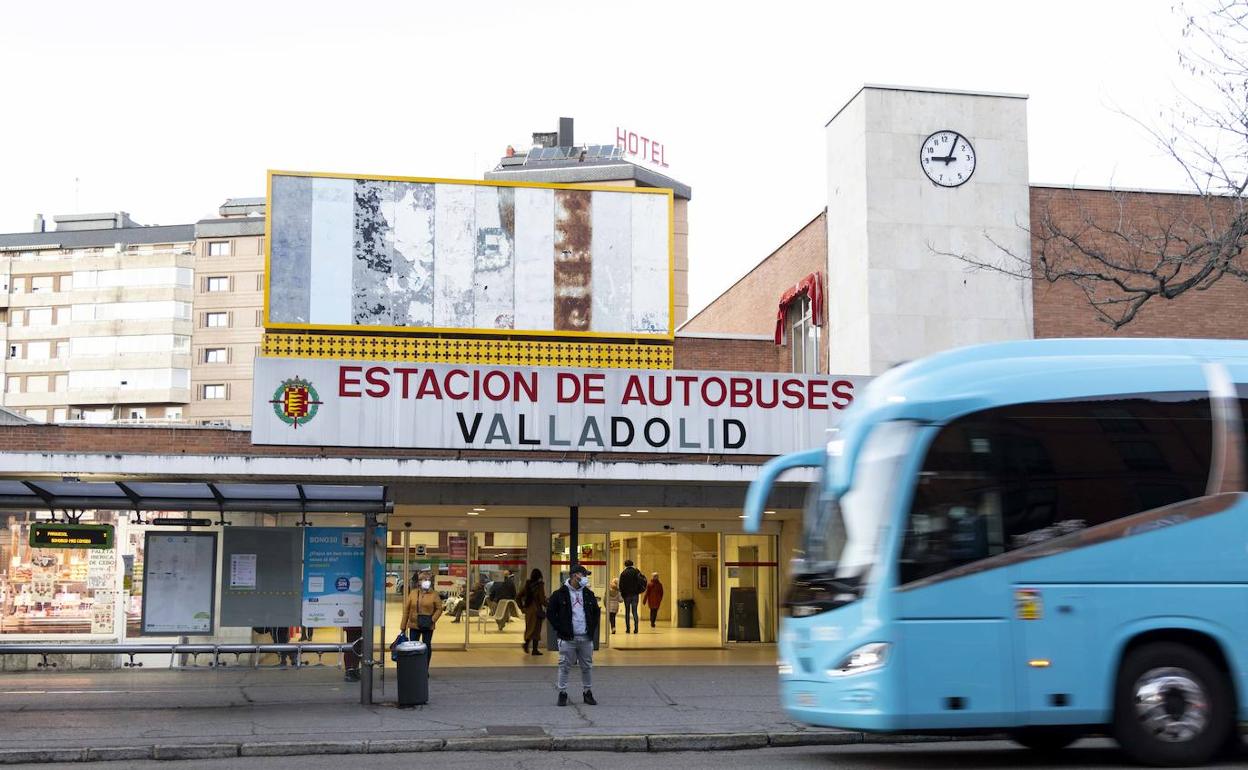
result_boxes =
[774,271,824,345]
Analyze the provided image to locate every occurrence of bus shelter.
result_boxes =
[0,480,391,705]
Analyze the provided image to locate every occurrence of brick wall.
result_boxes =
[674,335,787,372]
[1031,186,1248,339]
[681,210,828,371]
[0,412,779,466]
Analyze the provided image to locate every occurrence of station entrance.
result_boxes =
[379,508,784,653]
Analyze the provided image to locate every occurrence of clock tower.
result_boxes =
[825,85,1033,375]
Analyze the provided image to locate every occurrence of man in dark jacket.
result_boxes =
[546,564,599,706]
[617,560,646,634]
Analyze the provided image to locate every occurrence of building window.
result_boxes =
[205,312,228,328]
[54,341,68,359]
[26,307,52,326]
[898,393,1212,586]
[203,384,226,400]
[52,408,67,423]
[7,344,16,359]
[787,294,820,374]
[167,407,182,420]
[127,408,146,421]
[59,274,73,292]
[5,377,19,394]
[10,277,25,294]
[205,276,229,292]
[30,276,54,293]
[25,341,50,361]
[204,347,228,363]
[208,241,231,257]
[53,374,67,392]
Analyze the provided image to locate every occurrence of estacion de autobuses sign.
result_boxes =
[252,358,867,455]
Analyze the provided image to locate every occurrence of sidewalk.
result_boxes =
[0,664,953,763]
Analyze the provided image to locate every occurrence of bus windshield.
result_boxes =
[800,421,919,592]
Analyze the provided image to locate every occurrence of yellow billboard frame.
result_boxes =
[263,169,676,341]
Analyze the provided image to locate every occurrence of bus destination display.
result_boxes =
[29,523,114,550]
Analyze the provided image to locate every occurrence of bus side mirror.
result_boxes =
[743,447,826,533]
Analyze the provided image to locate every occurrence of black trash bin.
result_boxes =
[677,599,695,628]
[394,640,428,707]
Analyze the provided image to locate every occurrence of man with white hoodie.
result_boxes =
[545,564,600,706]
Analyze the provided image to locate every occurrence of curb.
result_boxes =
[0,731,991,764]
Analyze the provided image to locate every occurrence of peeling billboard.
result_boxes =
[265,171,674,339]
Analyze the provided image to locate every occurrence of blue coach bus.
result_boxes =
[744,339,1247,766]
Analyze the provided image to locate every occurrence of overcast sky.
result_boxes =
[0,1,1193,314]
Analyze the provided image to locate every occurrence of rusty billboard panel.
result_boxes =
[266,171,673,339]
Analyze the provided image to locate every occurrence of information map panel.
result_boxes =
[266,171,674,339]
[219,528,302,627]
[141,532,217,635]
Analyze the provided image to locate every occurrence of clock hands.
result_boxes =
[933,133,960,164]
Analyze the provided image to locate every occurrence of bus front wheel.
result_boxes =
[1112,642,1233,767]
[1008,726,1082,754]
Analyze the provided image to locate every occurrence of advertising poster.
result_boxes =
[301,527,385,628]
[87,549,114,591]
[448,535,467,559]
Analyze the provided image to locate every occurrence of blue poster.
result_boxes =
[301,527,386,627]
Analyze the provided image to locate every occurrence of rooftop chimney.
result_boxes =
[558,117,574,148]
[32,214,44,233]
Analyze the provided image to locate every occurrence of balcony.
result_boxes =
[70,352,192,372]
[5,357,70,374]
[66,386,191,406]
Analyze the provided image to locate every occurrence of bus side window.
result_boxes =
[900,391,1213,587]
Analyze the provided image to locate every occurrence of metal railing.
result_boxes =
[0,642,359,670]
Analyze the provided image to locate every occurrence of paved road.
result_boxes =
[10,739,1248,769]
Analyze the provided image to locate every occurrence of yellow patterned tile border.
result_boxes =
[260,333,674,369]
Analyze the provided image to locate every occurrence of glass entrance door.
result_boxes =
[608,530,721,649]
[384,529,469,650]
[466,531,527,647]
[724,534,778,643]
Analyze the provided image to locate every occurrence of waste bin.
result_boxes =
[394,640,428,707]
[677,599,695,628]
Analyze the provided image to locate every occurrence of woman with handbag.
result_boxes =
[518,568,546,656]
[400,570,443,667]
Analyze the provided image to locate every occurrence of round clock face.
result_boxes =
[920,130,976,187]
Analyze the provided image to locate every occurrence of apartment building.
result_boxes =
[189,198,265,426]
[0,213,195,423]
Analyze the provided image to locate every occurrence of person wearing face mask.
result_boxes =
[545,564,600,707]
[400,570,443,668]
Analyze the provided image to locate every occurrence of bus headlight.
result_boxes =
[828,642,889,677]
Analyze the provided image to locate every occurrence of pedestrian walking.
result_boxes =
[606,578,622,634]
[546,564,599,706]
[643,572,664,628]
[400,569,443,667]
[618,559,646,634]
[517,568,547,655]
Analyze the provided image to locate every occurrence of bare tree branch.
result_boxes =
[941,1,1248,329]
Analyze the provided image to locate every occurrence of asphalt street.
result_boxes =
[9,739,1248,769]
